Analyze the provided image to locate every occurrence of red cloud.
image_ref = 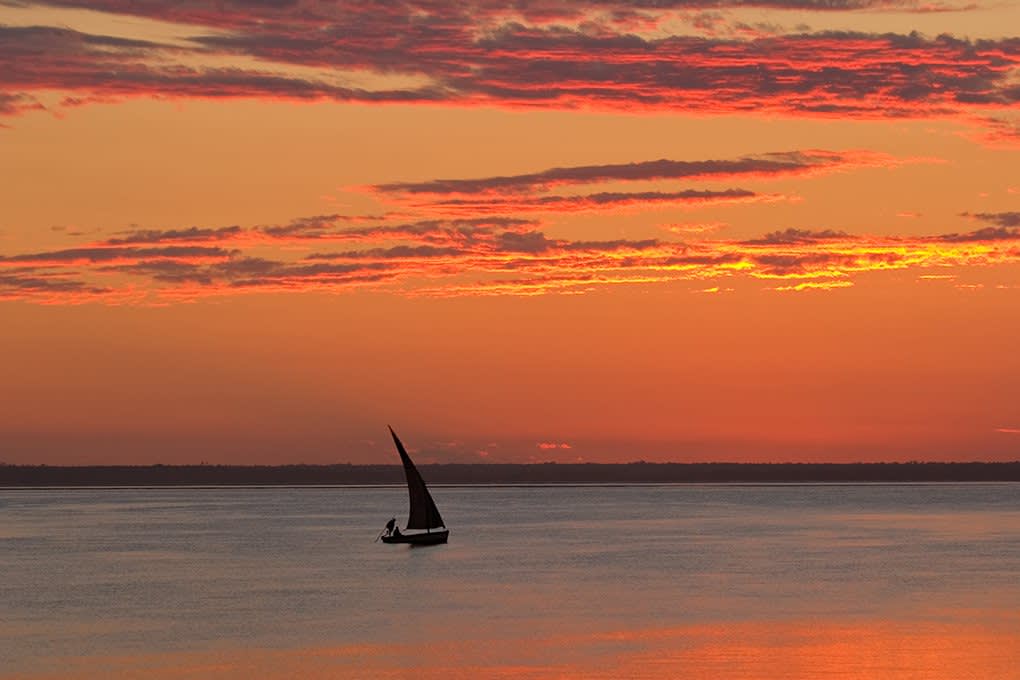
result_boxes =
[3,216,1018,303]
[1,13,1017,130]
[2,152,1017,304]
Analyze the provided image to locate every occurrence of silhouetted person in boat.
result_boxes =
[384,517,396,537]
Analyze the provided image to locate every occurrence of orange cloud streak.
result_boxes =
[4,220,1017,303]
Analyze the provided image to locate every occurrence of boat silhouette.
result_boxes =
[380,426,449,545]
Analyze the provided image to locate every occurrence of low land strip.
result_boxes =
[2,462,1019,486]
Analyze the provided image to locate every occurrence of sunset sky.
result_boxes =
[2,0,1018,465]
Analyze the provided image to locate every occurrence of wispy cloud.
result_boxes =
[0,245,233,265]
[665,222,728,235]
[362,150,911,216]
[936,226,1020,242]
[405,189,776,215]
[961,211,1020,228]
[1,149,1014,303]
[741,228,851,245]
[28,0,984,25]
[0,268,108,299]
[3,215,1019,303]
[0,92,45,118]
[105,226,245,245]
[371,150,900,196]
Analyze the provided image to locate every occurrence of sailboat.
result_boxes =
[380,426,449,545]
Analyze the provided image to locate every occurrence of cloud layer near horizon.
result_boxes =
[2,148,1016,303]
[3,212,1018,303]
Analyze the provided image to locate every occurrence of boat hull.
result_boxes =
[381,529,449,545]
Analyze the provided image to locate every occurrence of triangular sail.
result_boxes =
[389,427,445,530]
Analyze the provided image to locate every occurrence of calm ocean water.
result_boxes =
[2,484,1019,679]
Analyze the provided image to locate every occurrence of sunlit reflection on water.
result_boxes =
[16,617,1020,679]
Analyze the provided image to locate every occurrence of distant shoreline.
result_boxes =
[2,462,1019,486]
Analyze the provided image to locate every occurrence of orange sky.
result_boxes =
[1,1,1018,464]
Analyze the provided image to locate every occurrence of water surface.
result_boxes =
[3,484,1018,678]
